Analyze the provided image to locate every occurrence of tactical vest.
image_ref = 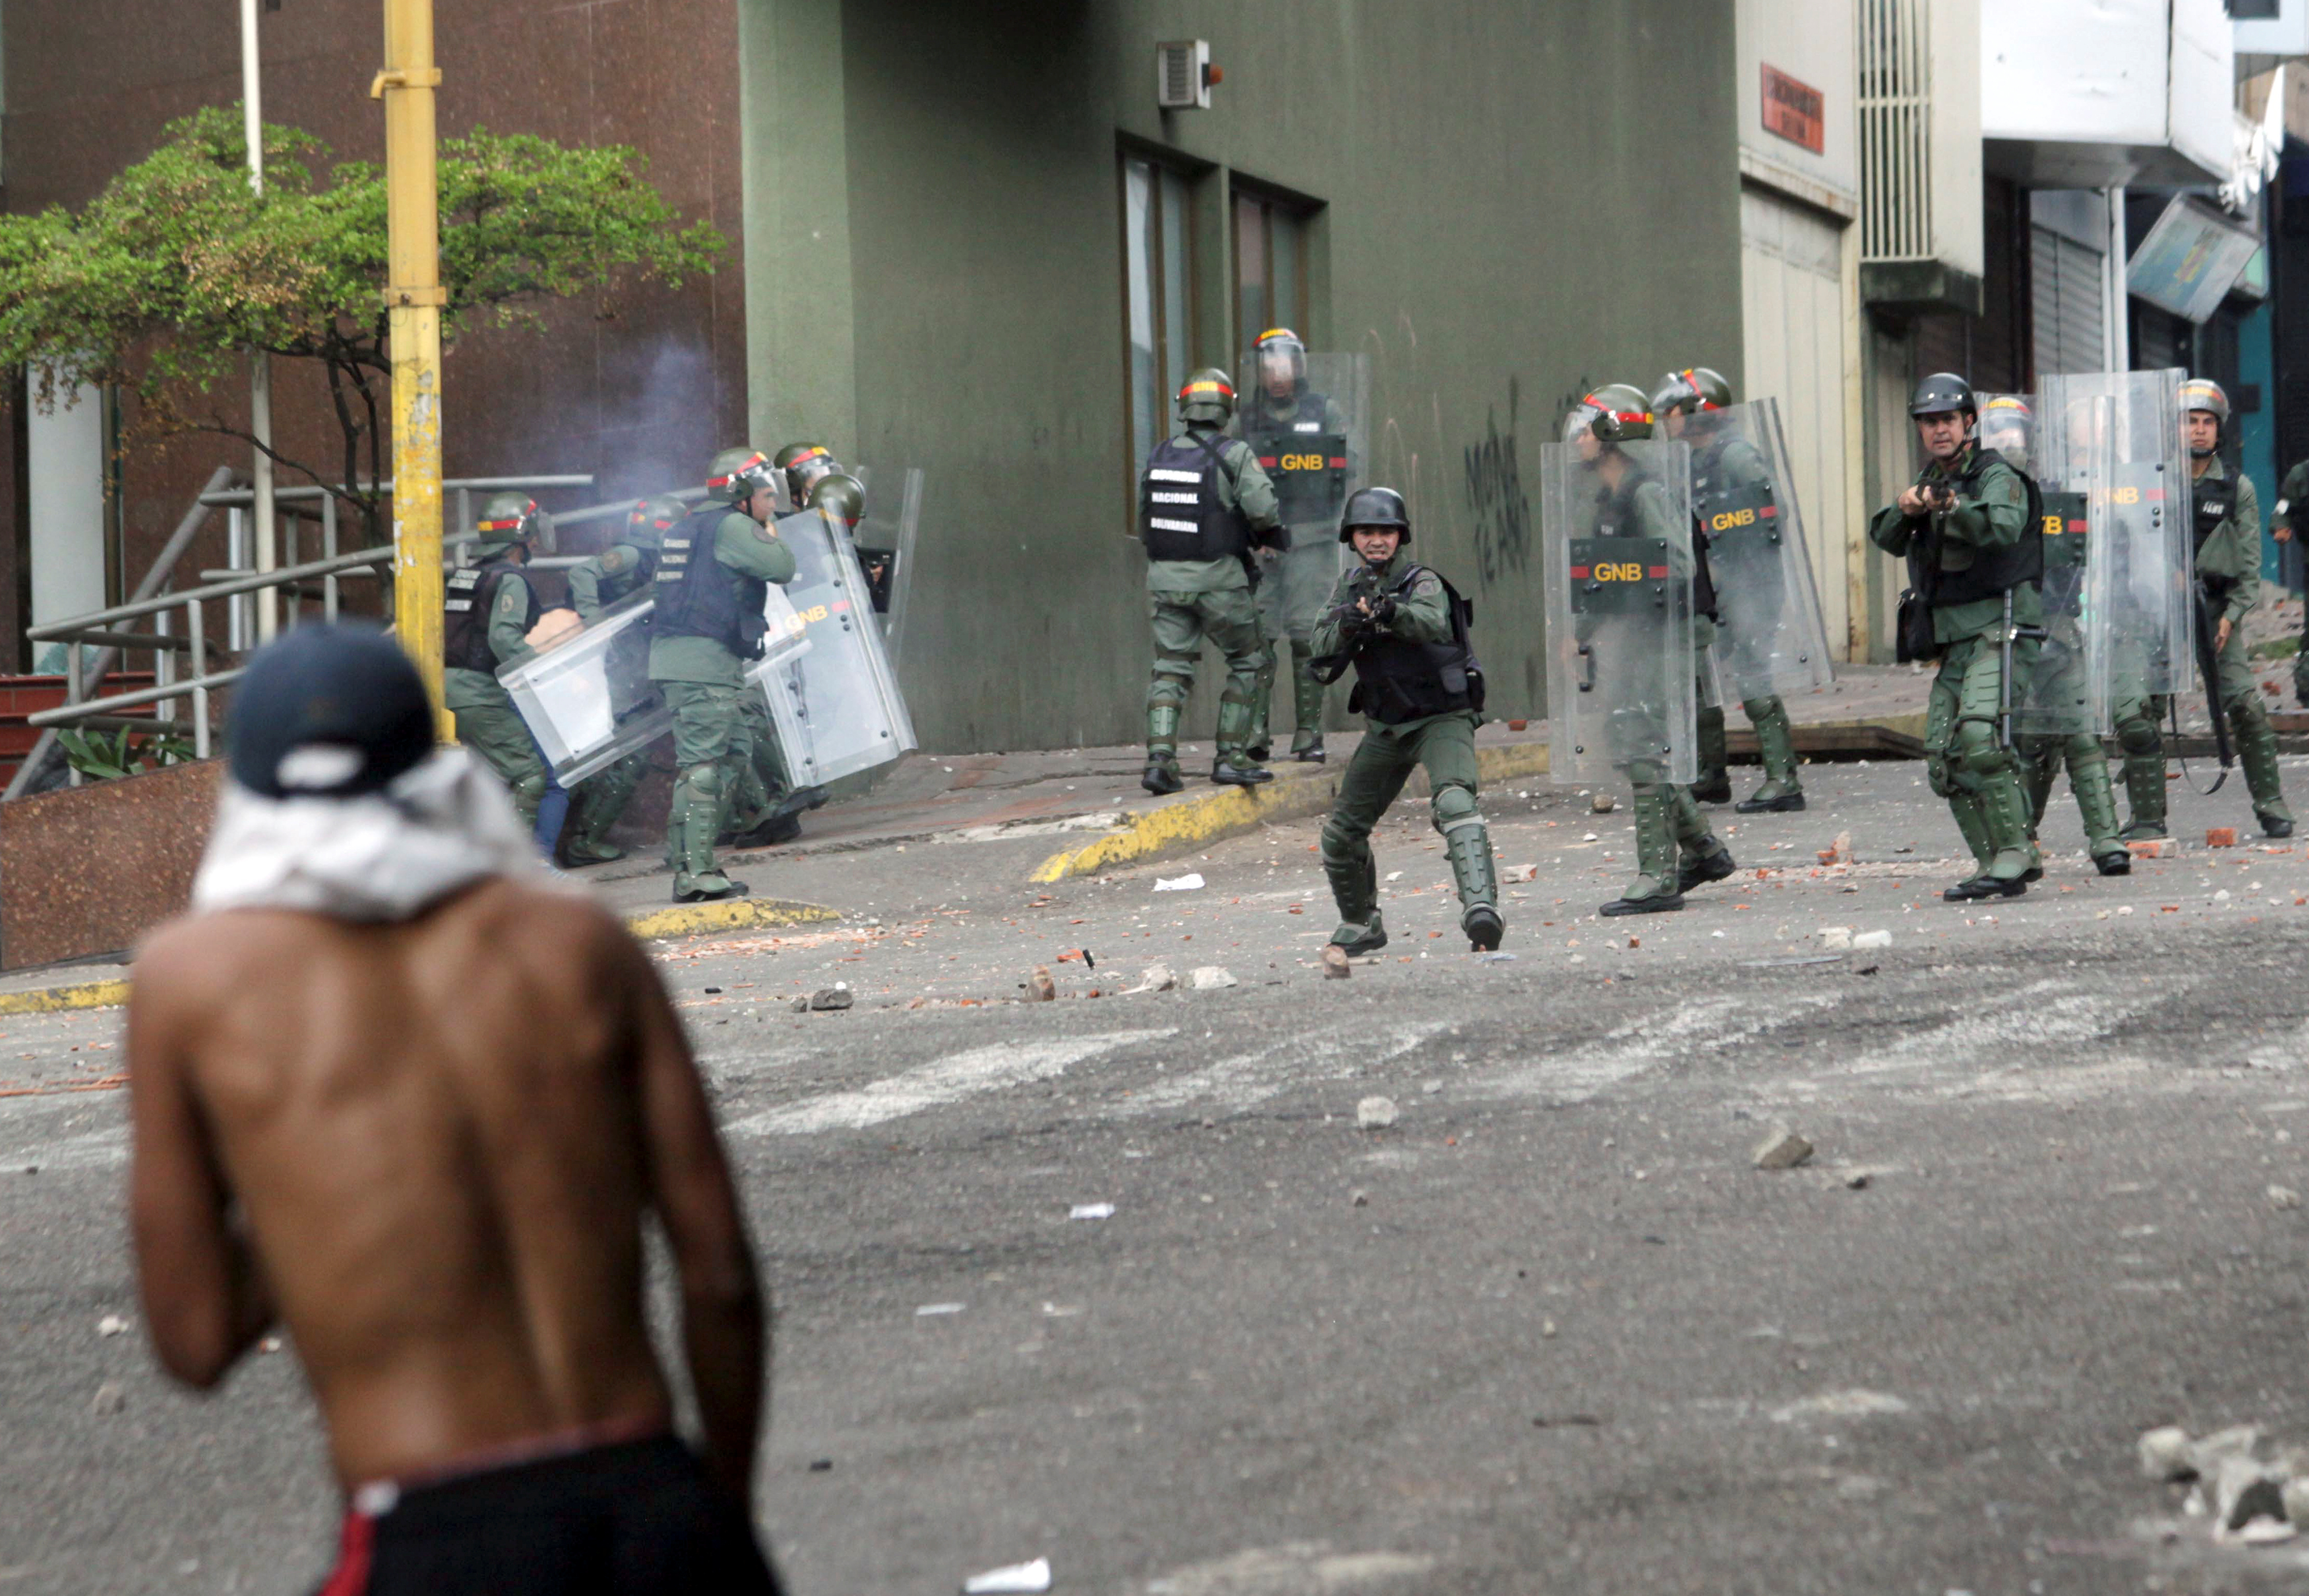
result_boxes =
[1694,441,1780,553]
[2191,470,2242,604]
[653,508,770,659]
[443,559,538,672]
[1920,452,2045,608]
[1140,431,1253,562]
[1590,469,1715,620]
[1342,564,1486,725]
[1241,390,1349,522]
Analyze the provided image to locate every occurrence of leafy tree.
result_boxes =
[0,105,723,544]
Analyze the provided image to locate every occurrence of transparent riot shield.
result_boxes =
[755,506,919,785]
[1980,390,2115,737]
[1234,350,1370,534]
[1542,438,1698,786]
[1685,397,1833,701]
[851,466,926,665]
[498,595,668,786]
[2041,369,2192,712]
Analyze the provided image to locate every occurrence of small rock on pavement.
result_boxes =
[962,1558,1052,1595]
[2215,1454,2288,1530]
[1850,929,1892,950]
[2280,1477,2309,1524]
[2269,1184,2301,1210]
[96,1315,127,1338]
[1356,1095,1399,1130]
[1590,792,1616,814]
[808,985,853,1012]
[2129,837,2179,859]
[1752,1126,1814,1170]
[1026,966,1057,1002]
[2140,1425,2195,1480]
[1133,962,1178,994]
[1503,862,1539,883]
[1321,945,1352,979]
[1818,926,1853,950]
[90,1381,126,1416]
[2208,826,2240,849]
[1188,966,1238,990]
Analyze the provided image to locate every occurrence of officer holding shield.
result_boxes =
[554,494,679,867]
[1651,367,1806,813]
[1240,328,1354,765]
[1867,374,2043,899]
[442,494,553,832]
[648,448,796,903]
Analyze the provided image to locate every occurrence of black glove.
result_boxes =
[1363,593,1398,629]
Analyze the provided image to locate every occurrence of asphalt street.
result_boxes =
[9,753,2309,1593]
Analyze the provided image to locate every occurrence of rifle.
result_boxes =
[2191,580,2235,783]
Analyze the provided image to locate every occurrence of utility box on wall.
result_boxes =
[1981,0,2234,186]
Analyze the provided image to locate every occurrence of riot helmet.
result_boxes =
[775,441,836,505]
[2181,378,2229,457]
[706,446,777,505]
[1650,367,1734,418]
[809,472,866,530]
[625,494,685,552]
[1978,395,2033,462]
[1909,372,1976,420]
[1176,368,1238,427]
[1564,384,1655,449]
[1337,484,1412,545]
[476,492,551,553]
[1254,328,1307,400]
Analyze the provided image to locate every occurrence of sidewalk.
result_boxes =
[0,665,1935,1014]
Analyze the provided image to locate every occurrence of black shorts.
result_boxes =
[315,1435,783,1594]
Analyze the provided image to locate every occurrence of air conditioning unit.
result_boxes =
[1157,40,1212,111]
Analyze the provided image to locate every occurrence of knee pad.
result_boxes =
[1148,662,1195,706]
[1320,815,1371,865]
[1429,783,1483,834]
[678,761,724,801]
[1948,716,2010,775]
[510,771,550,808]
[2116,714,2162,758]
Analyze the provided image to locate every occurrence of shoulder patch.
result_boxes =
[496,578,528,610]
[600,546,629,574]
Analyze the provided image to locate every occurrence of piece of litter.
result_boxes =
[1818,926,1853,949]
[1153,874,1204,892]
[1385,870,1403,882]
[962,1557,1052,1594]
[90,1381,126,1416]
[2139,1426,2194,1481]
[96,1315,127,1338]
[1126,963,1177,994]
[915,1303,966,1317]
[1189,966,1238,990]
[1850,930,1891,950]
[1026,966,1056,1002]
[1356,1095,1399,1130]
[2269,1185,2301,1211]
[1752,1127,1814,1170]
[1069,1202,1115,1221]
[1321,945,1352,979]
[1480,950,1518,962]
[1582,832,1600,842]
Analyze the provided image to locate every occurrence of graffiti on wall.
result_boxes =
[1464,378,1531,591]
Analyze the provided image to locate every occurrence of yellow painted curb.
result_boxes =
[622,897,843,942]
[1032,741,1553,883]
[0,978,133,1016]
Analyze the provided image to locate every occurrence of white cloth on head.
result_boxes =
[192,748,556,922]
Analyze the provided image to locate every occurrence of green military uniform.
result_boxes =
[648,450,798,901]
[2192,458,2291,834]
[2009,462,2127,872]
[1140,370,1286,792]
[1242,388,1353,763]
[1309,487,1501,952]
[443,522,548,830]
[555,503,669,866]
[1866,433,2042,894]
[2275,457,2309,706]
[1694,432,1803,810]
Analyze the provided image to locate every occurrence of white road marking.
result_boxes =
[1834,982,2161,1077]
[1475,994,1838,1105]
[1117,1021,1452,1117]
[724,1028,1178,1138]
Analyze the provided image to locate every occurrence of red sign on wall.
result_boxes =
[1760,64,1825,155]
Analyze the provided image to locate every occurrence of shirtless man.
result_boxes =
[127,623,779,1593]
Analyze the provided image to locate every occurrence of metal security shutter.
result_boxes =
[2030,225,2105,378]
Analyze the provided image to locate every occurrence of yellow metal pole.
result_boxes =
[373,0,448,737]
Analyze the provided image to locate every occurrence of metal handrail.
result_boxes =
[24,545,396,640]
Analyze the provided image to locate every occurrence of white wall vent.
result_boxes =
[1157,40,1211,111]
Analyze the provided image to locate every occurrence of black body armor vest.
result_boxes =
[1341,564,1486,725]
[653,508,770,659]
[443,559,538,673]
[2192,473,2240,603]
[1919,453,2045,608]
[1140,432,1253,562]
[1241,390,1349,522]
[1589,468,1717,621]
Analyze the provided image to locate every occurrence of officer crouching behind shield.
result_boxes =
[1867,373,2044,900]
[1308,488,1503,954]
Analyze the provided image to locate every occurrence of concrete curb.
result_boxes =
[1031,742,1554,883]
[0,898,845,1016]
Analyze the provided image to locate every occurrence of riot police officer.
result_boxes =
[1309,487,1501,952]
[648,447,796,902]
[556,494,679,866]
[2179,379,2292,838]
[442,493,553,832]
[1650,367,1805,813]
[1138,368,1288,793]
[1565,386,1738,916]
[1240,328,1354,765]
[775,442,837,511]
[1867,373,2044,899]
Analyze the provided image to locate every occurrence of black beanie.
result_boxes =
[227,623,436,800]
